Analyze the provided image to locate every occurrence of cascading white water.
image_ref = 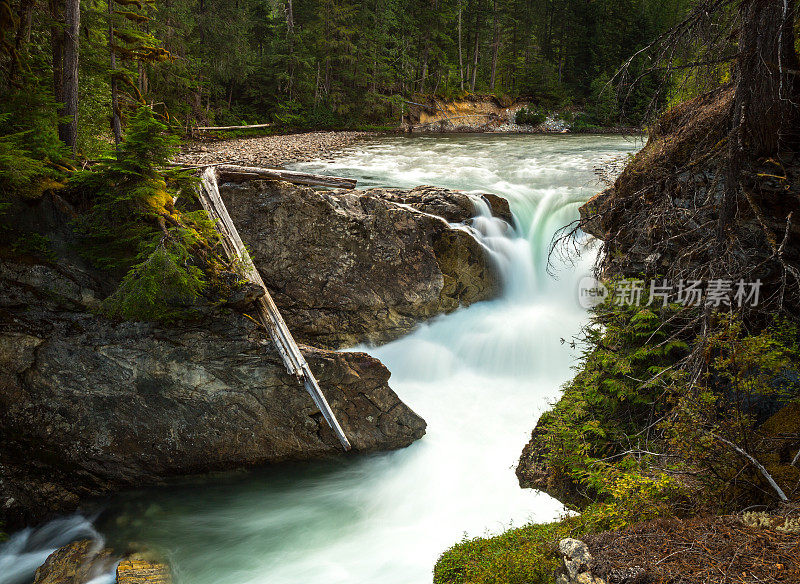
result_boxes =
[0,134,639,584]
[0,515,116,584]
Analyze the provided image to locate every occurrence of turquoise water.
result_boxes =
[0,134,640,584]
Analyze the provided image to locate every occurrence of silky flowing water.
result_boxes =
[0,134,640,584]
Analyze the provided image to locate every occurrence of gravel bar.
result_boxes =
[175,131,377,168]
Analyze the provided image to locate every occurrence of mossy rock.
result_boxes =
[760,402,800,436]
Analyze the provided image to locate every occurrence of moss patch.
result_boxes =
[433,521,578,584]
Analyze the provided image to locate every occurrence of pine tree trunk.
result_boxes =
[57,0,80,153]
[49,0,64,106]
[14,0,34,53]
[733,0,799,156]
[470,15,480,92]
[458,1,464,90]
[721,0,799,232]
[108,0,122,146]
[8,0,34,80]
[489,0,499,91]
[286,0,295,102]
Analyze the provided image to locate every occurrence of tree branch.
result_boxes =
[709,431,789,502]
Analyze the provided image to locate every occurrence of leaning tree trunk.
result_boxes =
[57,0,80,153]
[720,0,799,232]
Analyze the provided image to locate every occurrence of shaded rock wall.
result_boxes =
[0,260,425,528]
[222,181,505,348]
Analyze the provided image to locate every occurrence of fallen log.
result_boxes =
[196,167,352,451]
[192,122,274,132]
[215,164,357,189]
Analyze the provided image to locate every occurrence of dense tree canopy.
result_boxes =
[1,0,691,152]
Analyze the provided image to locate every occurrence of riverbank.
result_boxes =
[175,130,378,168]
[175,127,640,171]
[433,88,800,584]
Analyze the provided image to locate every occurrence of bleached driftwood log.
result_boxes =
[216,164,357,189]
[192,122,274,133]
[196,167,352,451]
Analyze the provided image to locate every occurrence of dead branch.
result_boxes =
[192,122,274,132]
[709,431,789,502]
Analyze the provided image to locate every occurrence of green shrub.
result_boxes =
[434,521,576,584]
[0,127,49,206]
[72,106,196,272]
[586,73,619,126]
[103,241,206,322]
[538,301,688,487]
[569,113,602,133]
[10,233,55,260]
[524,291,800,514]
[557,111,576,124]
[72,106,221,322]
[0,104,69,210]
[664,315,800,508]
[515,106,546,126]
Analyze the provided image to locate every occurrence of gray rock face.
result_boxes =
[560,538,593,580]
[0,180,508,527]
[363,185,514,225]
[555,538,605,584]
[220,181,505,348]
[0,260,425,527]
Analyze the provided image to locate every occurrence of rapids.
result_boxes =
[0,134,639,584]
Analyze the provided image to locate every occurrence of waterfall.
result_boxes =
[2,134,640,584]
[466,194,535,301]
[0,515,115,584]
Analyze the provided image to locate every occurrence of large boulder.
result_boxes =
[220,181,505,348]
[30,539,171,584]
[32,540,116,584]
[0,260,425,528]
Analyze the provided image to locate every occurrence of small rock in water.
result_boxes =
[116,556,172,584]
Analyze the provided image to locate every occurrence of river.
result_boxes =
[0,134,640,584]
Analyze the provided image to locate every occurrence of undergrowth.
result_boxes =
[0,81,73,215]
[434,521,577,584]
[71,106,224,322]
[514,106,546,126]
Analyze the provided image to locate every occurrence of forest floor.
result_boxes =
[586,511,800,583]
[174,130,377,168]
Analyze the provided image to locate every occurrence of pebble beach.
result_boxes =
[175,131,377,168]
